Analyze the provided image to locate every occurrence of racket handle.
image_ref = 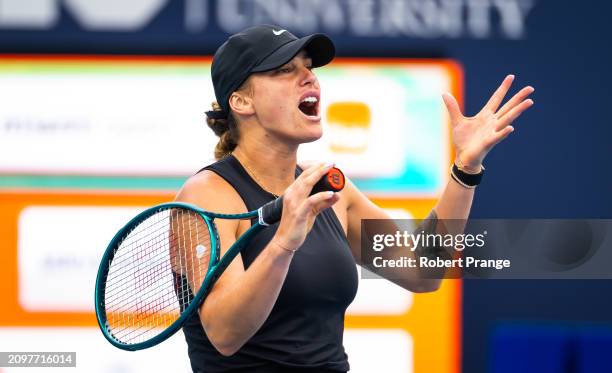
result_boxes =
[311,166,345,195]
[258,166,345,226]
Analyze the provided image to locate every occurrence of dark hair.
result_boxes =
[206,101,239,160]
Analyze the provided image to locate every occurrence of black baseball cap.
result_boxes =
[207,24,335,119]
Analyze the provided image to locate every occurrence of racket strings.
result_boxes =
[103,208,212,345]
[108,210,207,342]
[105,212,175,269]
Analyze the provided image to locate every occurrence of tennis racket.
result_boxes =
[94,166,345,351]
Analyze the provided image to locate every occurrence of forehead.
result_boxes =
[245,50,313,85]
[286,50,312,64]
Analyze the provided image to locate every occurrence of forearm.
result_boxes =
[407,177,476,290]
[200,239,293,355]
[433,177,475,220]
[381,210,445,292]
[359,210,444,293]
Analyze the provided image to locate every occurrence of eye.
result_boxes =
[276,65,293,74]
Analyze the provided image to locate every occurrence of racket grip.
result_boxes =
[258,166,345,226]
[311,166,345,195]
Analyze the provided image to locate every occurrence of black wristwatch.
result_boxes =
[450,163,484,188]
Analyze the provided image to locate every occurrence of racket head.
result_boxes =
[94,202,220,351]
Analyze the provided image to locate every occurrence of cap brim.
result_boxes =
[251,33,335,73]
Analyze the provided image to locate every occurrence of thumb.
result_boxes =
[299,191,339,218]
[442,92,462,125]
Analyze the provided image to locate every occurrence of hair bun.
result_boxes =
[206,101,239,159]
[207,117,229,136]
[206,101,230,136]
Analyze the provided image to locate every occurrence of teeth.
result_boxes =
[301,96,318,103]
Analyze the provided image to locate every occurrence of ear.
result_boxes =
[228,91,255,116]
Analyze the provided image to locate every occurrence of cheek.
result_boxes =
[260,93,294,121]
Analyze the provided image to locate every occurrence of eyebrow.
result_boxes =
[294,55,313,67]
[297,51,312,62]
[268,53,312,74]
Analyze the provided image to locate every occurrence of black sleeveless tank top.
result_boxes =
[182,155,359,373]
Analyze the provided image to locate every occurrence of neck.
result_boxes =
[232,136,298,197]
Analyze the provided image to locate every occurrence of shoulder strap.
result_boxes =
[198,155,273,212]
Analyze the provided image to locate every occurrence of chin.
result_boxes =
[300,133,323,144]
[296,122,323,144]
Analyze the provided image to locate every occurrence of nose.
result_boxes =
[299,66,318,87]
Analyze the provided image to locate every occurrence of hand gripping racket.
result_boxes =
[95,167,345,351]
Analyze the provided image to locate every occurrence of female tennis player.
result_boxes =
[175,25,534,372]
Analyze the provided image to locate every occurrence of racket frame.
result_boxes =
[94,201,265,351]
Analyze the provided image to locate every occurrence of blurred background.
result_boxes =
[0,0,610,372]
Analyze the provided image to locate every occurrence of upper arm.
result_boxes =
[344,179,391,264]
[343,179,442,292]
[173,171,248,325]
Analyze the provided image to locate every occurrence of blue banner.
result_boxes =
[0,0,536,54]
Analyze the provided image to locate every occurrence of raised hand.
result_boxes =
[442,75,534,171]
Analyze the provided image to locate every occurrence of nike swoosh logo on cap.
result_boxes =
[273,29,287,36]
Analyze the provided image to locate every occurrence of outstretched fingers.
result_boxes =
[485,125,515,149]
[494,98,534,131]
[496,85,535,119]
[483,75,515,113]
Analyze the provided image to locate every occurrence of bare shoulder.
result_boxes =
[175,170,247,215]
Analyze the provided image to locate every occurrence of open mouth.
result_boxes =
[298,95,320,118]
